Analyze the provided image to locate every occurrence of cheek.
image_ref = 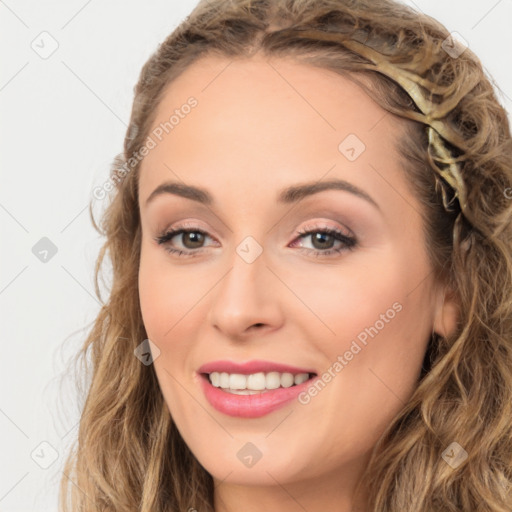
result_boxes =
[138,243,214,361]
[138,248,168,339]
[139,243,191,335]
[285,251,408,330]
[293,246,433,372]
[289,255,433,452]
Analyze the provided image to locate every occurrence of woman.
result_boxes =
[60,0,512,510]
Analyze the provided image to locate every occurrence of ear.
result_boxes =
[433,284,460,338]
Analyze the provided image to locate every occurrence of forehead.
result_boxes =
[137,54,412,216]
[145,53,401,145]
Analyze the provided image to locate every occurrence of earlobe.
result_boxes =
[433,286,460,339]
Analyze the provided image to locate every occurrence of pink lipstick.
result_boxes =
[197,359,318,418]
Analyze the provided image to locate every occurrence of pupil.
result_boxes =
[184,232,204,249]
[313,232,333,249]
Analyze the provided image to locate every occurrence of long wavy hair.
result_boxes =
[59,0,512,510]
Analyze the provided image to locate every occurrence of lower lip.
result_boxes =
[198,373,318,418]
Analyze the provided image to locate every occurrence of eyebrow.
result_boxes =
[144,179,380,211]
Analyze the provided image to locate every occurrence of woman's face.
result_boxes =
[137,54,458,502]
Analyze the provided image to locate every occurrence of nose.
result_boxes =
[207,244,284,340]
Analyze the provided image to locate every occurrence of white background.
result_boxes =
[1,1,511,510]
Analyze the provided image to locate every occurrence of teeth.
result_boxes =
[264,371,282,390]
[208,371,312,391]
[219,372,230,388]
[229,373,246,389]
[294,372,309,385]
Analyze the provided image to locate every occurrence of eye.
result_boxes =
[154,222,358,258]
[290,224,357,257]
[154,222,218,258]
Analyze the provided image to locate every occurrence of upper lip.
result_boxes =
[197,359,317,375]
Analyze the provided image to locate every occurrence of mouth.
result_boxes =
[199,371,318,395]
[198,369,319,418]
[196,360,319,417]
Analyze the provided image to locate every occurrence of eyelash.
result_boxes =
[154,222,358,259]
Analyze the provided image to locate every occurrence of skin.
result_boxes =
[137,54,459,512]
